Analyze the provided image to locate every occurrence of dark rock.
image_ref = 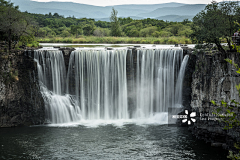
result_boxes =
[188,50,240,152]
[107,47,113,50]
[0,49,45,127]
[59,47,75,56]
[134,45,141,48]
[181,46,188,49]
[10,115,20,123]
[223,79,231,92]
[211,143,223,147]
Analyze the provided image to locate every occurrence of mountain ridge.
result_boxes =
[10,0,206,21]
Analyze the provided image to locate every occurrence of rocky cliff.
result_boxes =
[0,49,45,127]
[187,50,240,151]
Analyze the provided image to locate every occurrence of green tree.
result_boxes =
[152,31,161,37]
[61,30,71,37]
[122,21,143,37]
[181,19,192,25]
[165,24,184,36]
[0,0,36,51]
[178,26,193,37]
[191,1,240,53]
[220,2,240,51]
[37,28,47,37]
[93,27,110,37]
[119,17,133,25]
[110,8,121,37]
[83,21,95,36]
[159,30,172,37]
[70,25,82,37]
[139,26,158,37]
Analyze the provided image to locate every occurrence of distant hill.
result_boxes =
[109,2,185,12]
[137,4,206,18]
[27,8,90,18]
[156,15,194,22]
[11,0,205,21]
[11,0,149,18]
[11,0,108,18]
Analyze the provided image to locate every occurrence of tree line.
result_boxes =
[1,0,240,54]
[29,9,193,39]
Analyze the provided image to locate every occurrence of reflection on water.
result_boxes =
[0,124,227,160]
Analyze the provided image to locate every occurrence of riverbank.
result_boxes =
[36,36,192,44]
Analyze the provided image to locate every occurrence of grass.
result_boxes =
[36,36,193,44]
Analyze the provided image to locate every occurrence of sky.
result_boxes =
[32,0,226,6]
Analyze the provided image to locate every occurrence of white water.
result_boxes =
[34,50,81,123]
[134,49,183,118]
[66,50,128,120]
[175,55,189,107]
[34,48,188,124]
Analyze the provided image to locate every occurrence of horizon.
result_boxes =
[31,0,224,7]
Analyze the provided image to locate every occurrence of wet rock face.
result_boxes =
[191,52,240,110]
[0,51,45,127]
[182,49,196,110]
[188,51,240,151]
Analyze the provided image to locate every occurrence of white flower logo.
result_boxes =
[182,110,196,125]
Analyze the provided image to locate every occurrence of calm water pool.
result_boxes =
[0,124,227,160]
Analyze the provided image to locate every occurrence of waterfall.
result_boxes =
[34,50,81,123]
[34,48,188,124]
[66,49,128,120]
[134,49,183,118]
[175,55,189,107]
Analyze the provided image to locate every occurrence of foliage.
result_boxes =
[139,26,158,37]
[228,144,240,160]
[110,8,121,37]
[22,8,194,40]
[164,24,184,36]
[93,28,110,37]
[212,99,240,130]
[0,0,38,51]
[83,21,96,36]
[191,1,240,53]
[36,36,191,44]
[0,0,196,44]
[70,25,82,38]
[232,45,240,53]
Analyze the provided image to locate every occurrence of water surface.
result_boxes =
[0,124,227,160]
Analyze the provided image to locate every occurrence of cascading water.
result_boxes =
[134,49,183,118]
[66,49,128,120]
[175,55,189,107]
[34,48,188,124]
[34,50,81,123]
